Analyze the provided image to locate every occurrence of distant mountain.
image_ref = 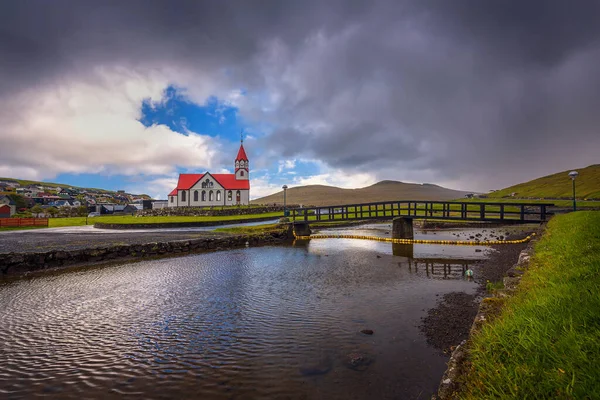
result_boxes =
[251,180,472,206]
[489,164,600,200]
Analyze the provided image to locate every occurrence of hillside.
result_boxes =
[251,180,472,206]
[0,177,151,201]
[489,164,600,200]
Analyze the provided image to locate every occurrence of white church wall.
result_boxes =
[188,175,226,206]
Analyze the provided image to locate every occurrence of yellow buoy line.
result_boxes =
[293,232,535,245]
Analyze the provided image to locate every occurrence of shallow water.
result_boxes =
[0,224,536,399]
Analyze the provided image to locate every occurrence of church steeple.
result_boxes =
[235,140,249,181]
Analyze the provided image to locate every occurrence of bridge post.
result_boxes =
[293,222,311,238]
[392,243,414,258]
[392,217,414,239]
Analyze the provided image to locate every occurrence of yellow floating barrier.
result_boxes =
[293,232,534,245]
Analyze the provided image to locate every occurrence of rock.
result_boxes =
[475,249,482,252]
[299,359,332,376]
[346,352,373,371]
[360,329,374,335]
[376,255,381,258]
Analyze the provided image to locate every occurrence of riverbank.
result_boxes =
[429,212,600,399]
[419,229,532,355]
[457,211,600,399]
[0,226,292,277]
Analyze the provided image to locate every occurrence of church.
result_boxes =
[168,142,250,207]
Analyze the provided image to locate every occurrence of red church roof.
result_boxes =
[168,172,249,196]
[236,144,248,161]
[211,174,250,190]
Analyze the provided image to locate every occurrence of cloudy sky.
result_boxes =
[1,0,599,199]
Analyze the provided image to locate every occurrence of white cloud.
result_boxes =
[248,176,284,200]
[293,170,377,189]
[277,159,296,173]
[0,67,221,182]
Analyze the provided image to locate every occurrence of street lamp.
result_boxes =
[282,185,288,216]
[568,171,579,211]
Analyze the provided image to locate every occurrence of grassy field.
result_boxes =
[462,197,600,208]
[463,211,600,398]
[214,223,281,234]
[47,212,284,227]
[488,164,600,199]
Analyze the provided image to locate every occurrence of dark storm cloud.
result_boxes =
[1,0,600,189]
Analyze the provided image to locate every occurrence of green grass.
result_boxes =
[463,211,600,399]
[214,223,282,234]
[45,212,284,228]
[488,164,600,199]
[462,197,600,208]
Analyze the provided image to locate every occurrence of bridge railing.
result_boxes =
[291,200,554,223]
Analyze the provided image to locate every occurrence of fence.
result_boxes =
[0,218,49,228]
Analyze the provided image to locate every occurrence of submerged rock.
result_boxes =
[299,358,332,376]
[360,329,374,335]
[345,352,373,371]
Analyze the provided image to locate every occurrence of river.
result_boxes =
[0,223,527,399]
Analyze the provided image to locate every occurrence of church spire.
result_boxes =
[235,139,249,180]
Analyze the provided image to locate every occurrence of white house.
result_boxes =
[168,142,250,207]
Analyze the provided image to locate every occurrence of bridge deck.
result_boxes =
[291,200,553,224]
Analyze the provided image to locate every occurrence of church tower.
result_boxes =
[235,140,249,181]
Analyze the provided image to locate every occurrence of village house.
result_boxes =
[168,142,250,207]
[0,195,16,217]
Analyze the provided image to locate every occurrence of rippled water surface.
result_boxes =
[0,225,498,399]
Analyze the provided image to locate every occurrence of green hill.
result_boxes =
[489,165,600,200]
[0,177,150,198]
[251,180,472,206]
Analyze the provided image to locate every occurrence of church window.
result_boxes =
[240,170,244,177]
[202,191,206,201]
[216,191,221,201]
[227,191,232,201]
[181,191,186,202]
[209,190,214,201]
[194,191,198,202]
[170,196,173,203]
[236,161,239,168]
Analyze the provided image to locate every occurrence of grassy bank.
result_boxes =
[0,212,283,230]
[463,197,600,208]
[463,211,600,398]
[214,223,281,234]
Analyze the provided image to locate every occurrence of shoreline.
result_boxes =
[420,228,540,398]
[0,227,293,278]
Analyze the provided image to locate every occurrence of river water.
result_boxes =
[0,224,526,399]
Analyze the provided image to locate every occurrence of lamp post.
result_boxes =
[282,185,288,216]
[568,171,579,211]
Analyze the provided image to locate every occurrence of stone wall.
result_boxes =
[94,215,280,230]
[0,228,293,277]
[137,205,300,217]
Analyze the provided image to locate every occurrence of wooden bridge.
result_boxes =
[290,200,553,239]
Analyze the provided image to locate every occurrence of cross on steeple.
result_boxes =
[240,129,244,144]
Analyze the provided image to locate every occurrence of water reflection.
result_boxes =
[392,243,414,258]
